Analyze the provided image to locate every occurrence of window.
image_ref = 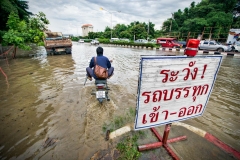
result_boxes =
[209,42,215,45]
[203,41,208,44]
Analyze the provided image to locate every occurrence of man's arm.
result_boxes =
[106,58,111,69]
[89,57,94,68]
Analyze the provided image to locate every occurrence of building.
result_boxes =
[81,24,93,37]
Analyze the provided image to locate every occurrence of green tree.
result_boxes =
[104,26,111,32]
[3,12,30,53]
[130,23,147,40]
[114,24,127,37]
[181,18,208,33]
[0,0,32,31]
[119,31,132,39]
[3,12,49,58]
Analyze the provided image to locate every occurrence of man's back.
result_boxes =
[89,55,111,69]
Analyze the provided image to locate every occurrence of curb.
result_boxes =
[173,122,240,160]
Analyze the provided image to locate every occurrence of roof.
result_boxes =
[82,24,93,28]
[157,37,177,40]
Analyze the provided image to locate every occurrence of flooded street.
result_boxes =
[0,42,239,160]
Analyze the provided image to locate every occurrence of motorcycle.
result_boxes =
[84,77,110,104]
[84,59,113,104]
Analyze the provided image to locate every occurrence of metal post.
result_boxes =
[147,20,149,40]
[170,20,172,33]
[162,123,171,144]
[111,13,112,39]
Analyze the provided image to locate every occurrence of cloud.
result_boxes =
[28,0,202,36]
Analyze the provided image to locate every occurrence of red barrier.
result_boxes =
[184,39,200,56]
[204,133,240,159]
[138,124,187,160]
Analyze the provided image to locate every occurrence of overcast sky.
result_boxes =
[28,0,202,36]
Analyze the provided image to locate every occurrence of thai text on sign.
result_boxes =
[134,55,223,130]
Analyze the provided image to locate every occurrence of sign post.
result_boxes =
[135,55,223,159]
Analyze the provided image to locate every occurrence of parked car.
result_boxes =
[119,38,130,42]
[110,38,120,42]
[90,40,99,45]
[178,41,187,48]
[134,39,148,43]
[156,38,182,48]
[198,40,231,52]
[232,43,240,52]
[150,39,157,44]
[78,39,84,43]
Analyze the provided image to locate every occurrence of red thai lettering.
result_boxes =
[187,106,195,115]
[175,88,182,99]
[192,84,209,97]
[189,61,196,67]
[153,90,162,102]
[183,68,190,80]
[183,87,191,98]
[191,67,198,80]
[178,107,187,117]
[194,104,203,113]
[163,89,174,101]
[162,110,169,120]
[142,91,151,103]
[142,114,147,124]
[169,71,179,82]
[149,106,161,123]
[182,61,198,81]
[160,70,170,83]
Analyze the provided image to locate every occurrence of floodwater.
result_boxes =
[0,42,239,160]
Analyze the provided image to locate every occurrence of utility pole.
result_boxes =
[134,21,136,41]
[169,13,173,33]
[100,7,121,39]
[147,19,149,40]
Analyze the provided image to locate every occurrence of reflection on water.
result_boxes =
[0,42,239,159]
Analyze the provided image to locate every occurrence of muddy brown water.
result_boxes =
[0,42,239,160]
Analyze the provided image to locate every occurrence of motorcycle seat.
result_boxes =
[95,79,107,84]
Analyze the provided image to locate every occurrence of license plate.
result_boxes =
[96,91,105,98]
[56,48,65,52]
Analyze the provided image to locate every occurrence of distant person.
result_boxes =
[86,46,114,80]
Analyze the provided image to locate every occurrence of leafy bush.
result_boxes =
[84,39,92,43]
[98,38,110,43]
[116,134,141,160]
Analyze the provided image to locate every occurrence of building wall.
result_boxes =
[82,26,93,37]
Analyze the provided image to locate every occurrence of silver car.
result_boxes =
[90,40,99,45]
[199,40,231,52]
[134,39,148,43]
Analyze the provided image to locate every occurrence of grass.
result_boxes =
[116,134,141,160]
[102,107,148,160]
[102,107,135,132]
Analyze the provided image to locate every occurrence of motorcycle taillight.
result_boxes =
[97,85,104,89]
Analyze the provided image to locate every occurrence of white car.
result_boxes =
[90,40,99,45]
[134,39,148,43]
[233,43,240,52]
[78,39,84,43]
[150,39,157,44]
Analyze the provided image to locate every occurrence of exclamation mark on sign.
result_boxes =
[201,64,207,79]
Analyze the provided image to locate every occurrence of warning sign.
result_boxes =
[134,55,223,130]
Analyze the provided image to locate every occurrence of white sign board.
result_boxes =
[134,55,223,130]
